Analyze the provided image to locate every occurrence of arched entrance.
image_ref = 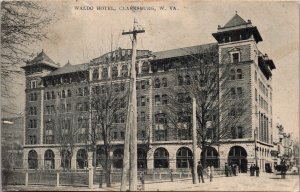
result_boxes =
[61,150,71,169]
[28,150,38,169]
[113,148,123,169]
[154,147,169,168]
[176,147,193,168]
[228,146,248,173]
[138,148,147,169]
[76,149,88,169]
[201,147,219,168]
[44,149,55,169]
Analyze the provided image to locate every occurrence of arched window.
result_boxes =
[178,75,183,86]
[162,78,167,87]
[112,66,118,78]
[176,147,193,168]
[142,62,150,74]
[201,147,219,168]
[113,148,124,169]
[67,89,72,97]
[44,149,55,169]
[94,147,106,168]
[76,149,88,169]
[138,148,147,169]
[155,78,160,88]
[28,150,38,169]
[185,75,191,85]
[102,67,108,79]
[61,150,71,169]
[230,69,236,80]
[121,65,128,77]
[154,147,169,168]
[92,68,99,80]
[237,69,243,79]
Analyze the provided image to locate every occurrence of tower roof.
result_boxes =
[223,13,248,28]
[23,50,59,69]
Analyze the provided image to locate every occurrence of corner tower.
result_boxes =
[21,50,59,147]
[212,13,276,172]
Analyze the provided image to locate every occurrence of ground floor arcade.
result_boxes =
[23,141,274,172]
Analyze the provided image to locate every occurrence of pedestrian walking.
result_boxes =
[197,161,205,183]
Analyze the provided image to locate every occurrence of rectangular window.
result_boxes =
[237,87,243,98]
[29,135,37,144]
[155,95,161,105]
[61,104,66,113]
[120,131,125,139]
[232,53,240,63]
[141,97,146,106]
[255,88,258,101]
[237,127,243,138]
[67,104,71,112]
[141,130,146,138]
[113,132,118,140]
[231,127,237,139]
[141,112,146,122]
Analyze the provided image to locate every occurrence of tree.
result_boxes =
[1,1,54,114]
[87,64,129,187]
[155,45,248,168]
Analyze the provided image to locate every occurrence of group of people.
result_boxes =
[249,164,260,176]
[224,162,238,177]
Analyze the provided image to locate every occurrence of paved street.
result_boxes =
[3,173,299,191]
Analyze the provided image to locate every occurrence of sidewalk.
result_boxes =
[3,173,299,191]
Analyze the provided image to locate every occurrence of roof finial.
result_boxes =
[42,49,44,53]
[236,11,238,15]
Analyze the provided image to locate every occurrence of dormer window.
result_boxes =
[232,52,240,63]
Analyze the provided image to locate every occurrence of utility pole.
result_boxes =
[121,19,145,191]
[192,98,198,184]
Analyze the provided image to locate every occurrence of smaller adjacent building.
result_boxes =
[1,116,24,169]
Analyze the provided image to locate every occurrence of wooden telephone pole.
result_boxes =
[192,98,198,184]
[121,19,145,191]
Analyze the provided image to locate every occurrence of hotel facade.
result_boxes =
[22,14,276,172]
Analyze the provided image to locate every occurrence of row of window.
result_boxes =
[137,80,150,90]
[77,102,89,112]
[28,107,37,116]
[230,87,243,99]
[28,119,37,128]
[228,105,243,117]
[29,93,38,101]
[154,94,168,105]
[92,84,125,95]
[230,69,243,80]
[92,62,151,81]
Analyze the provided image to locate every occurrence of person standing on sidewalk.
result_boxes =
[207,164,214,182]
[197,161,205,183]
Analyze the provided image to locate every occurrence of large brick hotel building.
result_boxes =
[22,14,276,172]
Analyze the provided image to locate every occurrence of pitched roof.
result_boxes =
[223,14,247,28]
[152,43,218,60]
[27,50,59,68]
[46,62,89,76]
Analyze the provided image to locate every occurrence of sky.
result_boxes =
[5,0,299,140]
